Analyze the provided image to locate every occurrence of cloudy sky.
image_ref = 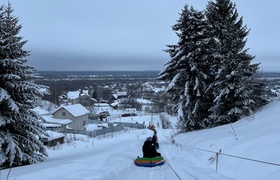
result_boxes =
[7,0,280,72]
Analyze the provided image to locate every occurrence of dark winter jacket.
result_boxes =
[152,135,157,144]
[142,140,161,158]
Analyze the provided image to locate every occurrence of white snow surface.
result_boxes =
[42,115,72,125]
[2,100,280,180]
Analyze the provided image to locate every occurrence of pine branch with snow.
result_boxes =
[0,3,49,168]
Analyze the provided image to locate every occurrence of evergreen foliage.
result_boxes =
[158,5,214,131]
[159,0,268,131]
[0,3,49,168]
[205,0,268,126]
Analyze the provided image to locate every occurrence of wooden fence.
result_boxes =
[65,121,145,137]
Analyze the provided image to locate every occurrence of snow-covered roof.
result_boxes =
[43,123,61,128]
[45,130,65,140]
[124,108,137,112]
[67,91,80,99]
[136,98,153,104]
[117,91,127,96]
[112,93,118,99]
[67,90,90,99]
[111,101,118,107]
[94,103,110,107]
[53,104,90,117]
[154,87,166,93]
[42,115,72,125]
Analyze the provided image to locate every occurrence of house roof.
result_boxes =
[53,104,90,117]
[94,103,110,107]
[42,115,72,125]
[67,91,80,99]
[67,90,90,99]
[136,98,153,104]
[117,91,127,96]
[45,130,65,140]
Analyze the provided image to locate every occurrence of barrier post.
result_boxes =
[216,152,219,171]
[216,149,222,171]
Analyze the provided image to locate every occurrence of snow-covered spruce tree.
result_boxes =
[158,5,214,131]
[205,0,267,126]
[0,3,49,168]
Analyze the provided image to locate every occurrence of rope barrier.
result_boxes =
[165,160,182,180]
[219,152,280,167]
[182,144,280,168]
[157,127,280,178]
[158,129,183,180]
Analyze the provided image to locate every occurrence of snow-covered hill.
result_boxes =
[1,100,280,180]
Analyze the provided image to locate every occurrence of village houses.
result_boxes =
[43,104,90,130]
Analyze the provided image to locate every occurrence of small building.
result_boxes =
[67,89,95,106]
[117,91,127,98]
[112,91,128,100]
[52,104,90,130]
[40,131,65,147]
[42,115,72,131]
[93,103,112,113]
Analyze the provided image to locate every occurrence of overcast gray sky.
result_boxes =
[7,0,280,72]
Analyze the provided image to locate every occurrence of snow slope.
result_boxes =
[1,100,280,180]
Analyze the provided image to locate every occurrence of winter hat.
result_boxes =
[146,137,152,141]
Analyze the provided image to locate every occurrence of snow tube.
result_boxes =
[134,156,164,167]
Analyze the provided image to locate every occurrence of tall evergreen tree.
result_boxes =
[205,0,267,126]
[158,5,213,131]
[0,3,48,168]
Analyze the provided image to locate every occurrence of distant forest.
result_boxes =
[38,71,160,80]
[37,71,280,80]
[36,71,280,104]
[36,71,161,104]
